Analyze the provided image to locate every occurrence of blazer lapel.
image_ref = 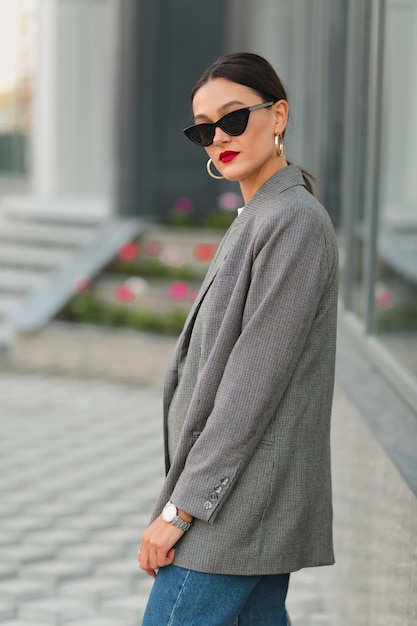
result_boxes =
[183,214,244,330]
[163,214,246,417]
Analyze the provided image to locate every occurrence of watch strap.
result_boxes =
[171,514,192,532]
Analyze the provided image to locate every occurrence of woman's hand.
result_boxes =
[138,512,192,578]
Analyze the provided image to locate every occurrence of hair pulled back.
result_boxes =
[191,52,316,195]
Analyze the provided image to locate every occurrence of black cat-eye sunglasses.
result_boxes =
[183,101,275,147]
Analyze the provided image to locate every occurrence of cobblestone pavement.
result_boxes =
[0,370,334,625]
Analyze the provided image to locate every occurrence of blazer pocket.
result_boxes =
[258,438,274,449]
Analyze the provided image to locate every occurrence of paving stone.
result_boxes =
[94,559,141,584]
[0,565,17,580]
[0,491,54,506]
[28,502,83,518]
[0,579,53,604]
[0,545,55,566]
[58,544,122,566]
[21,560,91,585]
[0,601,15,620]
[308,616,333,625]
[118,512,153,530]
[31,476,85,493]
[0,504,23,518]
[55,515,117,532]
[0,531,20,546]
[0,516,53,533]
[0,621,46,626]
[102,594,147,622]
[61,489,117,505]
[86,500,140,516]
[94,527,140,549]
[27,529,88,549]
[19,596,95,624]
[67,617,134,626]
[60,577,130,605]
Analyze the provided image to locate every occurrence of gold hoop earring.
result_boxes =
[275,134,284,157]
[206,158,224,180]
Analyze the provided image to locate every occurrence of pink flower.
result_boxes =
[376,286,393,309]
[218,192,242,211]
[114,283,135,303]
[73,275,91,292]
[172,196,194,214]
[119,242,140,261]
[168,281,190,301]
[193,243,217,262]
[160,246,186,267]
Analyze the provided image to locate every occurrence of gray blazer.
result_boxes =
[151,165,338,575]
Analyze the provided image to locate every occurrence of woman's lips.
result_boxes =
[219,151,239,163]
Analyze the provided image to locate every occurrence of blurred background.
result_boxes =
[0,1,416,625]
[1,0,417,372]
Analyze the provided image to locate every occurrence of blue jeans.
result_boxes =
[141,564,290,626]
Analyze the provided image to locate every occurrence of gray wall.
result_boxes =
[116,0,233,219]
[226,0,347,225]
[319,379,417,625]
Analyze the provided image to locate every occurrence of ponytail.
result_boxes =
[287,160,319,197]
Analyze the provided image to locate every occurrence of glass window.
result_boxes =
[376,0,417,379]
[340,0,372,320]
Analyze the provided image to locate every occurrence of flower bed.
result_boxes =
[59,226,224,336]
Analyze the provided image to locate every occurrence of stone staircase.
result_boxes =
[0,196,111,346]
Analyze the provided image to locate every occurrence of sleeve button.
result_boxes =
[204,501,213,510]
[220,477,229,486]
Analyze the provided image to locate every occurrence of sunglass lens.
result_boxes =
[183,107,251,146]
[220,108,250,136]
[184,124,214,147]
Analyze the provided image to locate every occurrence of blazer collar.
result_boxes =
[235,164,305,225]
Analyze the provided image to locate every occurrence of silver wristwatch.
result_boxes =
[162,501,192,532]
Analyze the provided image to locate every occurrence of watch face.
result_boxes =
[162,501,177,522]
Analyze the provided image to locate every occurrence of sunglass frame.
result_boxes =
[183,101,275,147]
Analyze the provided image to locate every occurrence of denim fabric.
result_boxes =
[142,564,290,626]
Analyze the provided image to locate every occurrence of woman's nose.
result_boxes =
[212,126,230,144]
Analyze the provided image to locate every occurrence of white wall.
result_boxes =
[33,0,119,203]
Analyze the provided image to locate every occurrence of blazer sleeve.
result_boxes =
[170,201,338,522]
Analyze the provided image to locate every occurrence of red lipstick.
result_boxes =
[219,151,239,163]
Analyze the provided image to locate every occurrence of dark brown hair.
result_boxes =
[191,52,317,195]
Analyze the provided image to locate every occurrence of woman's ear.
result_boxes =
[273,100,289,135]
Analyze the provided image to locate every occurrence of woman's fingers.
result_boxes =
[144,567,157,579]
[138,516,182,575]
[147,544,175,570]
[138,548,173,576]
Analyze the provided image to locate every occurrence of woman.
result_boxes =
[139,52,338,626]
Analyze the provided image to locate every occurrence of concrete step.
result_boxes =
[0,323,12,346]
[0,244,71,270]
[1,195,111,226]
[0,268,46,294]
[0,295,20,317]
[0,220,96,247]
